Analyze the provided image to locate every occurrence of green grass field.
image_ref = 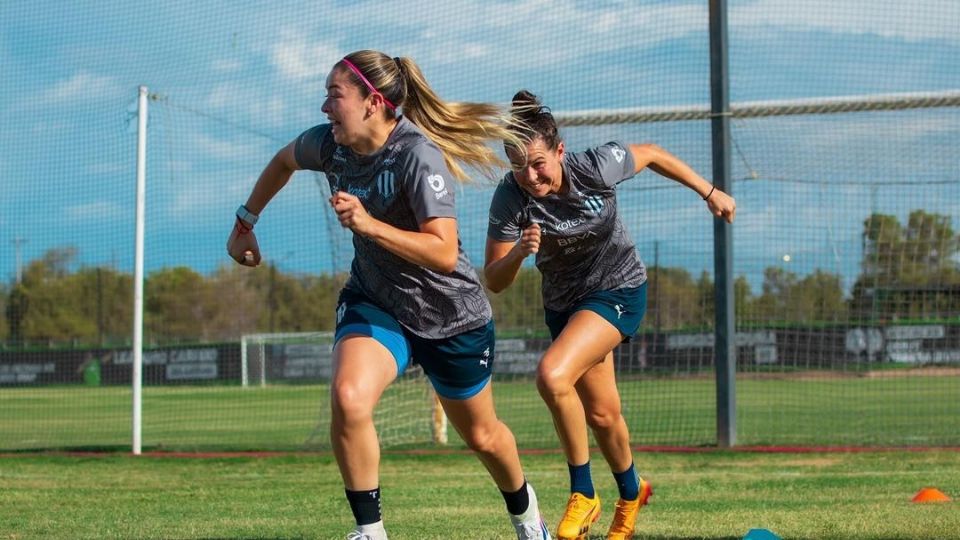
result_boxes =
[3,373,959,452]
[1,450,958,539]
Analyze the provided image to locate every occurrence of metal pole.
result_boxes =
[132,86,148,455]
[710,0,737,447]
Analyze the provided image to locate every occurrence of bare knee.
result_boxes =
[331,381,374,426]
[536,358,575,403]
[461,422,501,456]
[585,403,622,431]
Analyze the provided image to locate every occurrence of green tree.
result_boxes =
[795,270,848,322]
[646,267,703,331]
[853,211,960,320]
[0,283,7,342]
[70,267,133,345]
[18,247,96,343]
[485,267,543,335]
[751,267,846,324]
[145,266,212,343]
[6,283,29,346]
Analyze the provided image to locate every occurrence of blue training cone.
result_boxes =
[744,529,781,540]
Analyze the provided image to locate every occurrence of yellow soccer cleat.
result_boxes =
[606,477,653,540]
[556,492,601,540]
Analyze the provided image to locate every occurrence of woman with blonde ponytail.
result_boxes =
[226,51,550,540]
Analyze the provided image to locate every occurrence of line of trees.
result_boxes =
[2,211,958,348]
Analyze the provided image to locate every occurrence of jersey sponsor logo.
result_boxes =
[611,146,626,163]
[584,194,604,216]
[377,170,396,199]
[556,217,586,231]
[333,147,347,162]
[556,230,597,246]
[348,185,371,199]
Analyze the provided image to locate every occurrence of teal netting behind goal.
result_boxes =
[1,1,958,451]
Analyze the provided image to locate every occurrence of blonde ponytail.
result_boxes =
[341,50,524,182]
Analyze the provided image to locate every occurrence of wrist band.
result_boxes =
[703,185,716,201]
[236,204,259,226]
[235,217,252,235]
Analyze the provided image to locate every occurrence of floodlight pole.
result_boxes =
[132,85,148,455]
[710,0,737,447]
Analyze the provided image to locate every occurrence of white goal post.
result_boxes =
[240,331,335,388]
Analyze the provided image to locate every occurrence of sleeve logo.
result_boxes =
[611,146,626,163]
[427,173,445,192]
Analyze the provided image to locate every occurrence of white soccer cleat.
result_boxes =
[511,483,553,540]
[346,520,388,540]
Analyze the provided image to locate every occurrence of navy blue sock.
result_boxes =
[613,462,640,500]
[345,487,382,526]
[500,480,530,515]
[568,461,595,498]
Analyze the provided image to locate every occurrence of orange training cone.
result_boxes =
[911,487,951,503]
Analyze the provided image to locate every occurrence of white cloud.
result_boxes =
[167,168,266,219]
[212,58,244,73]
[270,29,342,81]
[733,0,960,44]
[206,81,288,124]
[36,71,121,105]
[68,201,125,222]
[192,132,264,161]
[86,162,125,175]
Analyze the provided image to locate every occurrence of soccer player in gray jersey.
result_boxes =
[485,91,736,540]
[227,52,551,540]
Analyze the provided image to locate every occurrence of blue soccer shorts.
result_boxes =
[334,289,494,400]
[544,282,648,342]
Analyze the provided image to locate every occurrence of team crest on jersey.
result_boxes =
[611,146,626,163]
[584,194,604,216]
[377,170,396,199]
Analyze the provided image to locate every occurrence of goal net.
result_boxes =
[240,332,448,447]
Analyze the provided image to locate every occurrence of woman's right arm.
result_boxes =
[227,141,301,266]
[244,141,300,215]
[483,223,540,293]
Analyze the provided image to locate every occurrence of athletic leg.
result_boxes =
[574,350,632,475]
[440,382,551,539]
[539,310,622,539]
[537,310,623,468]
[331,334,398,539]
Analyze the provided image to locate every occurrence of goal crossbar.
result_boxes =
[554,89,960,126]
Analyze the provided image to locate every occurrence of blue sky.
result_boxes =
[1,0,958,293]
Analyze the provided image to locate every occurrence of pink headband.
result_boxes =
[340,57,397,111]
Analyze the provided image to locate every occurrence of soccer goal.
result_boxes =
[239,332,448,445]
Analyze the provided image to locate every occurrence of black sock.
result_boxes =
[500,480,530,516]
[345,487,382,526]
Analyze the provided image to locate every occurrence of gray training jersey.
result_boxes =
[295,117,492,339]
[487,141,647,312]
